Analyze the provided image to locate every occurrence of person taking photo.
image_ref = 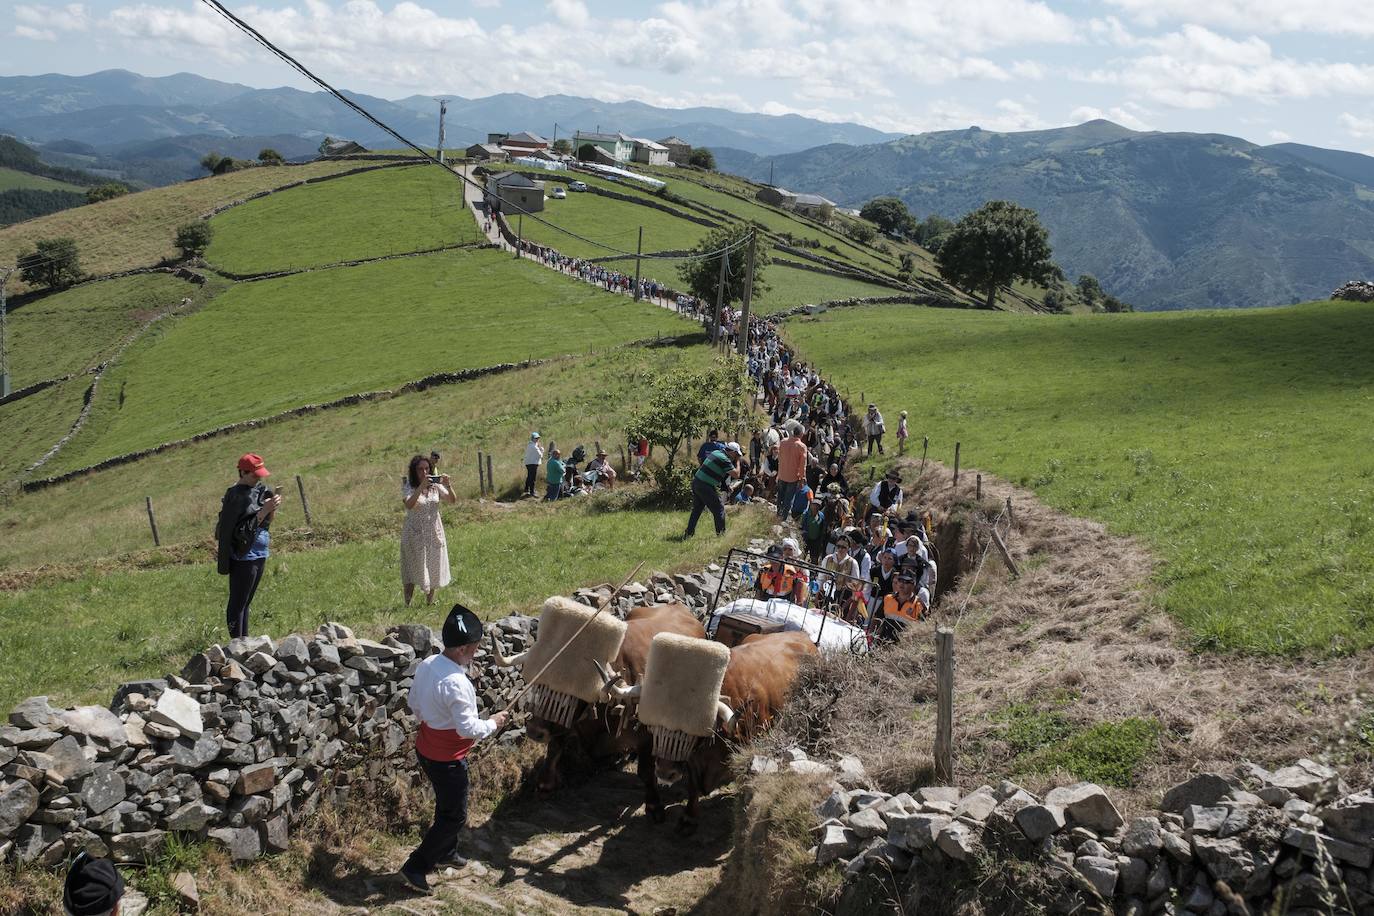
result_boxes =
[216,453,282,640]
[402,454,455,606]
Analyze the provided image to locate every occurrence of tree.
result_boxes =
[1101,294,1133,313]
[257,148,284,165]
[688,147,715,170]
[175,222,213,260]
[912,213,954,251]
[551,138,572,154]
[847,221,876,244]
[85,183,129,204]
[1042,288,1069,313]
[816,202,835,223]
[212,157,247,176]
[1076,273,1103,305]
[936,200,1059,309]
[199,152,224,174]
[17,237,82,289]
[860,196,914,236]
[897,252,915,283]
[677,222,770,309]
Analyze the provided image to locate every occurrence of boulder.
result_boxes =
[13,822,62,865]
[1015,803,1067,841]
[1161,773,1238,813]
[1281,826,1373,868]
[789,759,831,777]
[109,830,166,863]
[915,786,962,806]
[42,736,94,780]
[388,624,437,655]
[148,689,204,739]
[954,786,999,823]
[816,824,861,865]
[1122,816,1164,860]
[8,697,56,730]
[79,765,126,815]
[1183,805,1228,834]
[170,734,222,771]
[0,779,41,837]
[1192,834,1277,896]
[1045,783,1123,832]
[835,754,869,789]
[274,635,310,671]
[209,825,262,861]
[111,680,166,711]
[1,726,62,750]
[308,641,341,672]
[172,871,199,911]
[165,802,218,832]
[816,789,850,821]
[1118,855,1148,896]
[242,652,277,675]
[61,706,128,747]
[1319,791,1374,845]
[1268,759,1341,803]
[848,806,887,839]
[260,812,290,853]
[180,654,212,684]
[236,762,276,796]
[1074,855,1119,898]
[936,820,977,861]
[886,812,949,852]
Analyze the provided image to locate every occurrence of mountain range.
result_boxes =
[717,122,1374,310]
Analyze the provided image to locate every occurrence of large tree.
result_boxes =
[677,223,769,310]
[859,196,913,236]
[17,237,82,289]
[936,200,1060,309]
[688,147,715,170]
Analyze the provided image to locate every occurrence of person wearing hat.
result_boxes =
[522,432,543,498]
[876,571,926,641]
[756,543,804,603]
[586,448,617,490]
[215,453,283,639]
[819,534,863,621]
[64,852,124,916]
[869,468,904,513]
[400,604,509,894]
[685,441,741,537]
[864,404,886,456]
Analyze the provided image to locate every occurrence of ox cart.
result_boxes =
[704,547,875,655]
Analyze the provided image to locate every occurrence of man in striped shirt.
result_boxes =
[684,441,742,537]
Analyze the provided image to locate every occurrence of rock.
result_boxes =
[13,822,62,864]
[1268,759,1341,803]
[1118,855,1149,896]
[1184,805,1228,834]
[318,622,353,641]
[848,807,887,839]
[1161,773,1239,813]
[143,720,181,741]
[887,813,949,852]
[876,793,920,819]
[42,735,94,780]
[8,697,56,730]
[219,660,250,682]
[388,624,437,655]
[170,734,222,770]
[260,811,289,853]
[936,820,977,860]
[1192,835,1277,896]
[236,762,275,796]
[1332,279,1374,302]
[172,871,199,910]
[110,830,166,863]
[0,726,62,749]
[915,786,962,806]
[835,754,869,789]
[1320,791,1374,845]
[148,689,204,739]
[308,641,341,672]
[181,654,212,684]
[987,788,1038,832]
[210,825,262,861]
[0,779,40,836]
[123,714,151,749]
[1161,829,1192,863]
[242,652,277,675]
[1122,816,1164,860]
[1074,855,1119,898]
[1016,803,1067,841]
[1281,826,1373,868]
[789,759,831,777]
[111,680,166,711]
[1078,838,1109,859]
[817,789,851,820]
[79,765,126,815]
[61,706,128,747]
[1046,783,1124,832]
[816,824,860,865]
[165,802,218,832]
[954,786,999,823]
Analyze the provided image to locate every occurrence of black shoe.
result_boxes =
[440,851,469,868]
[399,865,431,894]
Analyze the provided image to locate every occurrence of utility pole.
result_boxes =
[0,267,11,398]
[737,232,756,356]
[768,160,774,187]
[515,214,523,259]
[552,122,559,148]
[436,99,448,165]
[712,248,728,348]
[633,226,643,302]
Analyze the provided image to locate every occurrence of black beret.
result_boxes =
[441,604,484,647]
[64,853,124,916]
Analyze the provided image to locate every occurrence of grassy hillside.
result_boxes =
[46,249,694,473]
[205,164,483,274]
[0,159,373,291]
[784,300,1374,655]
[5,272,195,386]
[514,189,711,259]
[0,379,87,480]
[0,166,83,192]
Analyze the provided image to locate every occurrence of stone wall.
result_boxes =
[756,748,1374,915]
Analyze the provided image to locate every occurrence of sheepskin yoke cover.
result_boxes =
[525,596,627,705]
[638,632,731,738]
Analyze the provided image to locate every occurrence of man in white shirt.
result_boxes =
[400,605,509,894]
[522,432,544,498]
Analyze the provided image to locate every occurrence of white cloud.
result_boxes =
[1105,0,1374,38]
[13,2,89,39]
[1267,129,1291,142]
[1341,113,1374,139]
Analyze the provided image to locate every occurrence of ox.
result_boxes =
[601,629,818,832]
[490,603,703,793]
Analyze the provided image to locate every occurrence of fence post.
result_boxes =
[920,436,929,474]
[486,454,494,498]
[618,444,627,476]
[990,527,1020,578]
[477,450,485,495]
[295,474,313,526]
[934,627,954,783]
[145,496,161,547]
[953,442,961,487]
[976,474,982,500]
[1005,495,1014,529]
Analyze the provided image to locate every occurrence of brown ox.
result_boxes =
[609,630,818,831]
[493,603,703,793]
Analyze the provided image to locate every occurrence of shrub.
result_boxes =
[257,148,285,165]
[86,182,130,204]
[175,221,213,260]
[17,236,82,289]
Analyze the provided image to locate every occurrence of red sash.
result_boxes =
[416,722,476,762]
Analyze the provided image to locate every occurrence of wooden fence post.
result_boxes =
[991,527,1020,578]
[618,444,627,476]
[976,474,982,500]
[920,436,929,474]
[145,496,161,547]
[1005,495,1014,529]
[295,474,313,526]
[477,450,485,495]
[486,454,494,497]
[953,442,961,487]
[934,627,954,783]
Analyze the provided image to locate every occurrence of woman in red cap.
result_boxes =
[215,452,283,639]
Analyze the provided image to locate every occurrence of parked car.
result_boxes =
[550,186,567,199]
[568,181,588,192]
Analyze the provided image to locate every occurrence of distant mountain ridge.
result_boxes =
[718,121,1374,310]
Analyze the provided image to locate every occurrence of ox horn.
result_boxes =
[591,660,641,702]
[488,632,528,668]
[715,698,738,735]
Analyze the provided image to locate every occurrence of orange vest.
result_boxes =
[759,565,798,598]
[882,593,925,623]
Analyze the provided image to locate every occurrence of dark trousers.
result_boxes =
[867,433,884,456]
[685,477,726,536]
[523,464,538,496]
[405,754,470,873]
[225,558,266,639]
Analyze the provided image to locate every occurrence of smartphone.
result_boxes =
[273,486,283,496]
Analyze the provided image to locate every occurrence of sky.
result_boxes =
[7,0,1374,154]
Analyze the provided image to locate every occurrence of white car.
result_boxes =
[568,180,588,192]
[550,186,567,199]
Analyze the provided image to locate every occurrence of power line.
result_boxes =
[195,0,751,263]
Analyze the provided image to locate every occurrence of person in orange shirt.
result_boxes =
[775,425,809,521]
[756,544,806,604]
[875,571,926,642]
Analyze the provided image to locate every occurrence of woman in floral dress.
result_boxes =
[401,454,455,606]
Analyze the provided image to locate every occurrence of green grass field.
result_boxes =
[5,273,196,387]
[0,498,770,711]
[0,378,87,481]
[515,190,712,259]
[755,265,904,313]
[205,165,483,274]
[0,347,709,571]
[0,167,83,193]
[785,301,1374,656]
[0,159,375,292]
[46,249,694,473]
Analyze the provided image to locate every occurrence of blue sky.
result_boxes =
[7,0,1374,153]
